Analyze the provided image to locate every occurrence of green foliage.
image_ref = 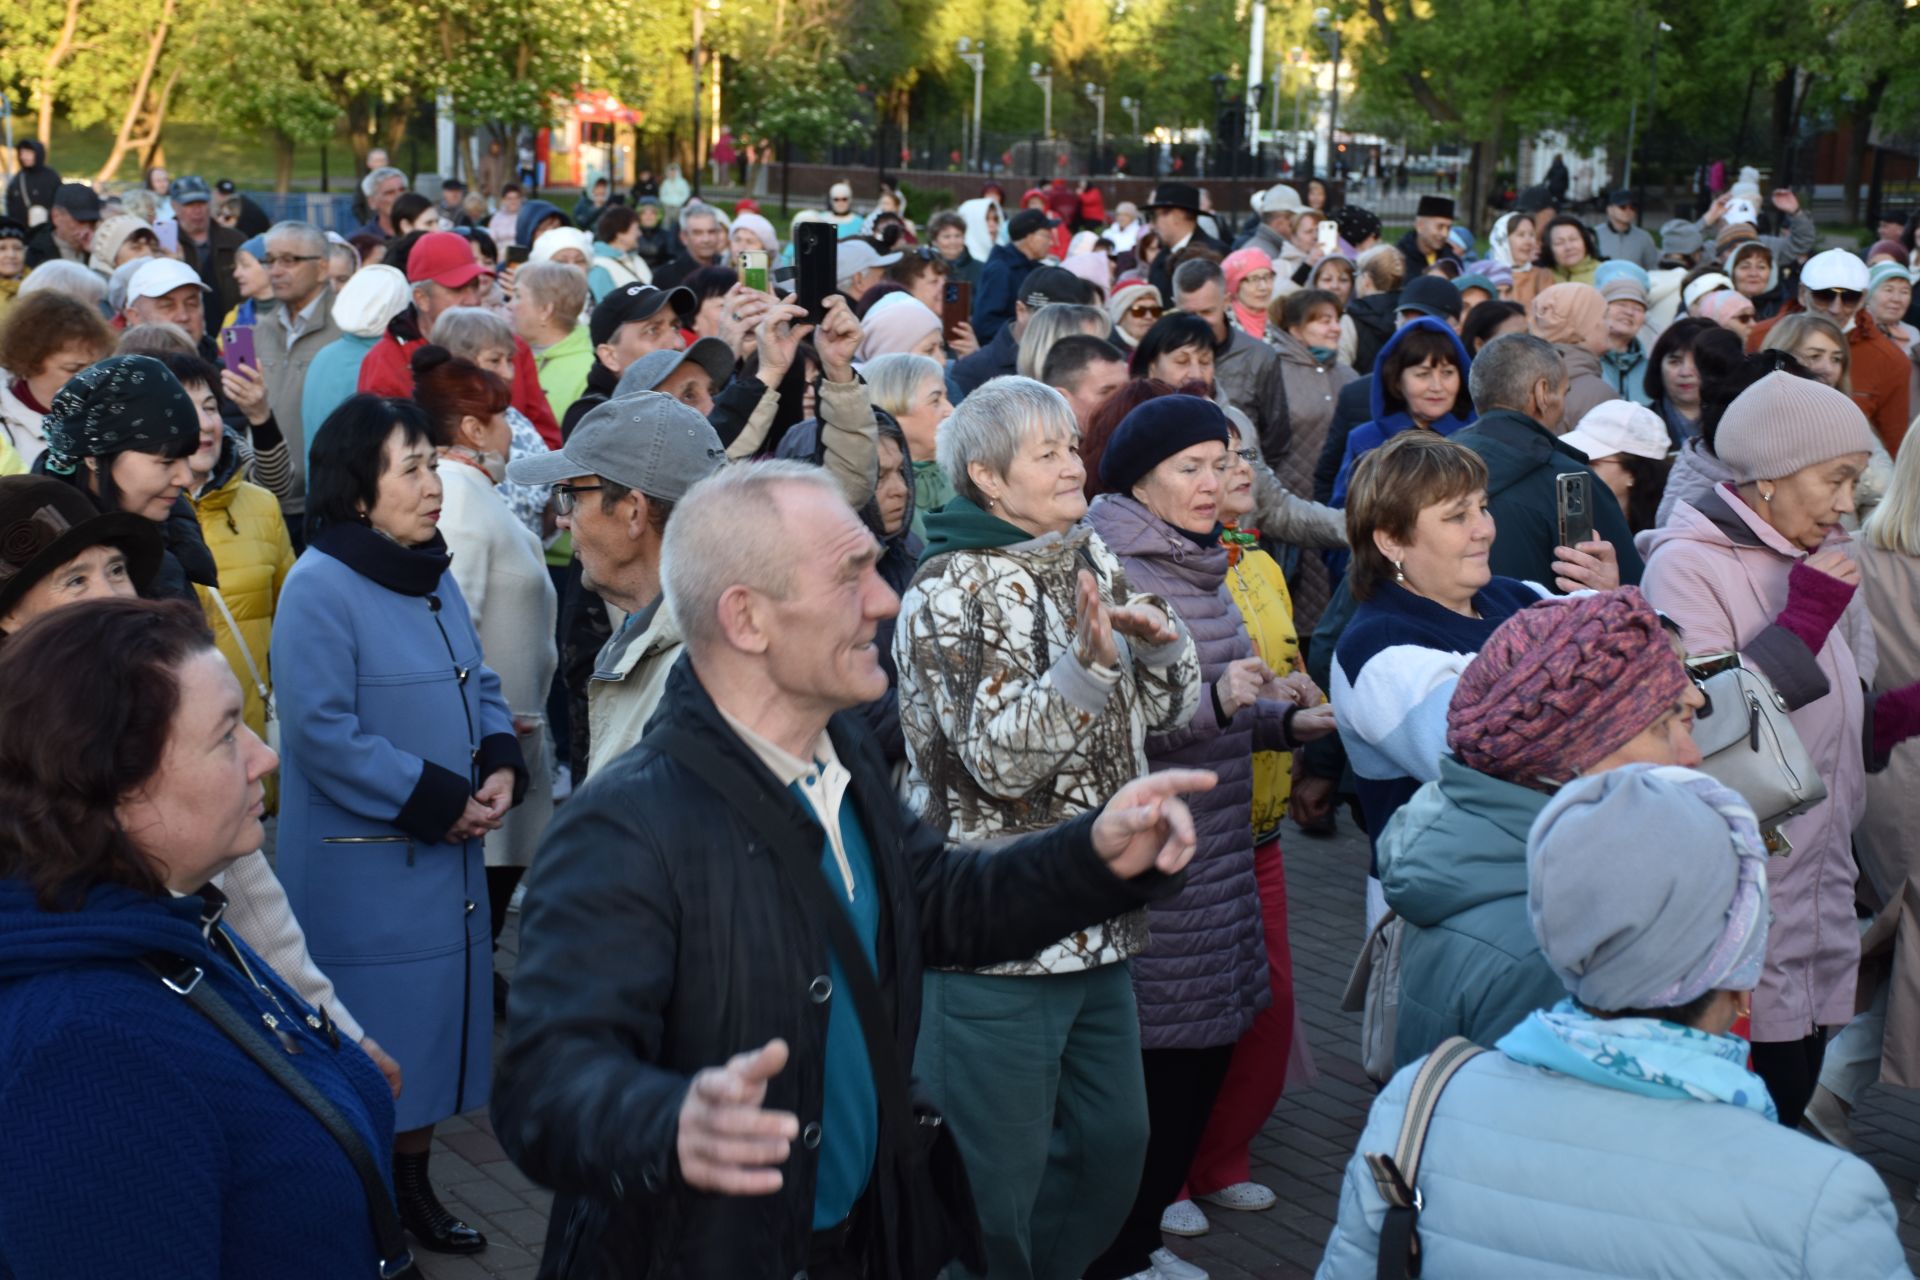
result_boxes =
[729,48,872,155]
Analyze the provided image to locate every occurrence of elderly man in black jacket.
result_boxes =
[494,460,1210,1280]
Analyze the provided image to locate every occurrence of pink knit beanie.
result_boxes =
[1714,371,1882,484]
[1447,588,1689,785]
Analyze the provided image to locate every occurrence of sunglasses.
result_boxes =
[1809,287,1863,306]
[1128,304,1164,319]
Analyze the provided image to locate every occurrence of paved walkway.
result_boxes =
[420,816,1920,1278]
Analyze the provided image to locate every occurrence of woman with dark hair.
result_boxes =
[410,346,555,972]
[1645,316,1740,445]
[586,204,652,301]
[1538,215,1602,285]
[1331,318,1474,505]
[1130,312,1217,385]
[273,393,527,1257]
[32,353,216,604]
[391,191,438,238]
[1459,299,1528,356]
[0,597,402,1276]
[684,263,738,339]
[1306,177,1333,213]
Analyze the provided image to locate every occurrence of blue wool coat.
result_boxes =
[273,528,520,1130]
[0,880,395,1277]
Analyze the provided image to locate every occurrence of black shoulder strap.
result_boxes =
[140,953,415,1279]
[647,725,926,1157]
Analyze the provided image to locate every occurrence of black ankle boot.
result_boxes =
[393,1151,488,1254]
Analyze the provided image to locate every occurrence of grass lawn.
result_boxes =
[31,121,413,193]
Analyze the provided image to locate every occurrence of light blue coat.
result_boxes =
[1317,1050,1911,1279]
[272,543,513,1131]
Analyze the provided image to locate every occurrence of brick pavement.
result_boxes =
[420,817,1920,1279]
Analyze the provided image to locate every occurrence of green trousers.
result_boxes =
[915,962,1148,1280]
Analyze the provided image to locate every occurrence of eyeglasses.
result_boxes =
[1809,287,1863,306]
[1128,304,1164,319]
[551,482,605,514]
[262,253,322,267]
[831,196,850,204]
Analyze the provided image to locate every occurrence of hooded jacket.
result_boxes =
[0,879,395,1277]
[1331,317,1475,507]
[1084,492,1293,1048]
[1377,757,1564,1069]
[1345,289,1400,376]
[1448,407,1643,588]
[4,140,59,227]
[514,198,570,248]
[1637,488,1874,1041]
[971,241,1041,344]
[189,432,295,755]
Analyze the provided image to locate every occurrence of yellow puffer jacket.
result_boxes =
[1225,542,1300,838]
[190,445,295,803]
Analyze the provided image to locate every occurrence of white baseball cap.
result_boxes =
[1800,248,1870,293]
[1562,400,1672,464]
[126,257,210,302]
[1260,184,1307,216]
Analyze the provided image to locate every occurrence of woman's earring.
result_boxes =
[1393,559,1406,583]
[1760,487,1774,504]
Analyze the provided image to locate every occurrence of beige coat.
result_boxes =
[1854,542,1920,1086]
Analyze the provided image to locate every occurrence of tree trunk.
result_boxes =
[1843,73,1890,226]
[35,0,83,154]
[94,0,177,186]
[274,132,297,194]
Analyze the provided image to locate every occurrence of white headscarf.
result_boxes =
[958,197,1004,263]
[1488,212,1527,270]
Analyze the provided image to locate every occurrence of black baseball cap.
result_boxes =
[1021,266,1095,309]
[589,283,696,347]
[442,177,468,192]
[1008,208,1061,241]
[172,176,212,205]
[1607,188,1638,208]
[1396,275,1464,321]
[53,184,103,222]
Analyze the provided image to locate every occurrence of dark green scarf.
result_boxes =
[917,495,1037,561]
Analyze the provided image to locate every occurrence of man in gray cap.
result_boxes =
[1593,189,1659,272]
[507,391,730,771]
[835,239,902,300]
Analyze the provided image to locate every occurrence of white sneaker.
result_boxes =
[1150,1247,1210,1280]
[1159,1199,1210,1237]
[1197,1180,1276,1211]
[1800,1085,1855,1149]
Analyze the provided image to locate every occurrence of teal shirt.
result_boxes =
[788,776,881,1229]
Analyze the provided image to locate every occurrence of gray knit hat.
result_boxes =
[1714,371,1881,484]
[1528,764,1770,1011]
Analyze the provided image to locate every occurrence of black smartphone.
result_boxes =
[794,222,838,325]
[505,244,530,267]
[1556,471,1595,549]
[941,279,973,342]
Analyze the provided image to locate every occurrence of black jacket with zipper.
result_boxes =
[493,656,1182,1279]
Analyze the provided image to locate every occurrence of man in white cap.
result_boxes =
[1245,182,1307,265]
[1749,247,1911,452]
[124,257,215,356]
[835,239,902,302]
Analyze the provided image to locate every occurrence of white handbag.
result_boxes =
[1689,657,1826,851]
[207,588,278,753]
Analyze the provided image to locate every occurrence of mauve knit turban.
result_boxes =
[1446,587,1689,785]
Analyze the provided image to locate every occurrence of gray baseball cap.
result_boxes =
[613,337,737,400]
[835,239,902,286]
[506,391,726,502]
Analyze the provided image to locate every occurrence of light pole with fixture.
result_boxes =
[1085,83,1107,173]
[1030,63,1054,139]
[957,38,986,171]
[1313,7,1341,177]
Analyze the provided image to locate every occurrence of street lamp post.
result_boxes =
[958,38,986,171]
[1120,95,1142,141]
[1030,63,1054,139]
[1208,72,1229,179]
[1314,8,1341,178]
[1085,83,1107,174]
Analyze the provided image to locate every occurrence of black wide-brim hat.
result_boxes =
[1144,182,1204,214]
[0,476,163,621]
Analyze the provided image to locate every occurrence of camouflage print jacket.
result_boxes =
[894,524,1201,975]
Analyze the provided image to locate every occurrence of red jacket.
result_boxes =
[1748,307,1911,455]
[1079,186,1107,227]
[356,309,563,447]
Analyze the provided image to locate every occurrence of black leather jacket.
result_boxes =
[493,658,1177,1278]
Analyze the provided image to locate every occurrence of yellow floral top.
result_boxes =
[1225,541,1299,837]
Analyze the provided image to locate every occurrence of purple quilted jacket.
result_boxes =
[1084,494,1294,1049]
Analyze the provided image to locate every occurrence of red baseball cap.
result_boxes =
[407,231,490,288]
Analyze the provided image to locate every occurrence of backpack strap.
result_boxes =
[1363,1035,1485,1280]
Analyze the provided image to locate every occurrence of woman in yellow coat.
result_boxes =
[1167,417,1320,1234]
[165,353,296,796]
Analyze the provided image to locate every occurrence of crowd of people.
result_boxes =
[3,136,1920,1280]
